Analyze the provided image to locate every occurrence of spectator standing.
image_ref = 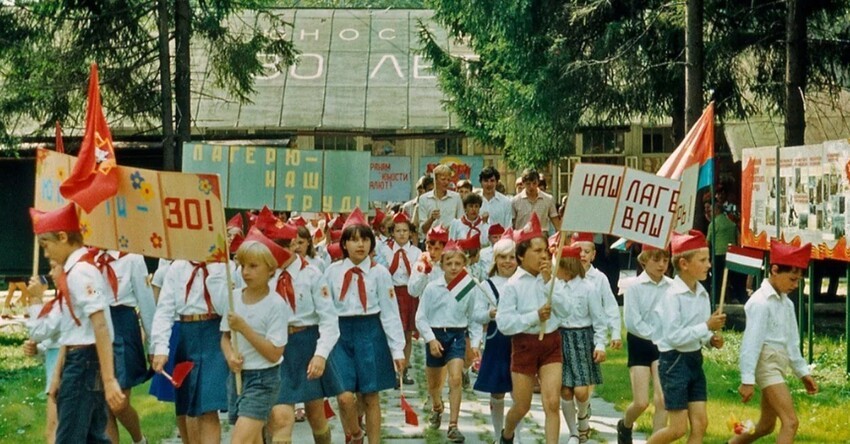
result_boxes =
[512,169,560,235]
[477,167,513,229]
[417,165,464,234]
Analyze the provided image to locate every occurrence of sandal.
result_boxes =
[428,405,444,429]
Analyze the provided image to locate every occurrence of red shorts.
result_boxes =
[510,332,562,376]
[395,286,418,333]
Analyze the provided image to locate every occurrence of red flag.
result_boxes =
[400,393,418,426]
[55,121,64,154]
[59,63,118,213]
[323,399,336,419]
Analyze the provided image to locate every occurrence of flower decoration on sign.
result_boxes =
[80,221,90,238]
[150,232,163,249]
[140,182,155,201]
[118,235,130,250]
[36,149,48,163]
[57,167,67,181]
[198,178,213,195]
[130,171,145,190]
[205,234,228,262]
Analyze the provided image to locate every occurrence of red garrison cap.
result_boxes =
[457,235,481,252]
[500,227,514,241]
[443,240,463,253]
[392,212,410,224]
[289,215,307,227]
[371,208,385,228]
[426,226,449,243]
[253,206,280,233]
[327,242,343,261]
[227,213,244,232]
[670,230,708,255]
[548,232,561,250]
[330,229,342,242]
[30,203,80,234]
[266,222,298,241]
[488,224,505,236]
[513,213,543,243]
[560,245,582,259]
[770,241,811,270]
[330,215,345,230]
[243,227,291,268]
[229,233,244,254]
[343,207,368,229]
[570,232,595,245]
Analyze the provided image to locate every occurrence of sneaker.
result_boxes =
[499,429,514,444]
[428,407,443,429]
[617,419,633,444]
[402,369,415,385]
[462,369,470,389]
[447,425,466,443]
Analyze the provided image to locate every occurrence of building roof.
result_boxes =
[192,8,472,134]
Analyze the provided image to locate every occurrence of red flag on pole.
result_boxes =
[59,63,118,213]
[55,121,64,154]
[400,393,419,426]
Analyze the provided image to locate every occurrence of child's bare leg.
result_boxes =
[764,383,798,443]
[361,392,381,444]
[685,401,707,444]
[625,366,651,427]
[230,416,265,444]
[268,404,295,442]
[539,362,562,444]
[647,409,688,443]
[503,373,534,438]
[337,391,361,437]
[446,358,464,424]
[426,366,446,411]
[650,361,667,431]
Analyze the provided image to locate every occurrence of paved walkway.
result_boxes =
[161,339,646,444]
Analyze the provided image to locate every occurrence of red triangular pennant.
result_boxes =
[400,393,418,426]
[170,361,195,388]
[323,398,336,419]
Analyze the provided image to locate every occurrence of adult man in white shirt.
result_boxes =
[417,164,464,234]
[477,166,512,229]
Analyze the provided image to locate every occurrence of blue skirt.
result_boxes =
[174,318,229,417]
[111,305,152,389]
[278,326,345,404]
[330,314,396,394]
[473,321,513,394]
[149,323,181,402]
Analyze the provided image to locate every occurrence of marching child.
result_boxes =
[572,232,623,349]
[619,245,671,443]
[472,237,517,440]
[449,193,490,247]
[647,230,726,444]
[552,246,608,444]
[321,208,406,444]
[729,241,818,444]
[371,208,390,245]
[495,214,562,444]
[89,248,155,444]
[416,240,485,442]
[375,212,422,385]
[29,203,126,443]
[215,229,290,444]
[408,226,449,297]
[294,225,325,271]
[478,224,506,269]
[265,222,344,444]
[151,254,231,443]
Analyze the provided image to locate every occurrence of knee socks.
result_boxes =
[561,399,577,435]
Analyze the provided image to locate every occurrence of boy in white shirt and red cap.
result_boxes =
[728,241,818,444]
[29,203,126,443]
[495,213,562,444]
[647,230,726,444]
[408,226,449,298]
[321,208,405,444]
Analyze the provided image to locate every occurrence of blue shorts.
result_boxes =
[627,332,660,367]
[228,366,281,423]
[330,314,396,394]
[277,326,344,405]
[425,328,467,368]
[659,350,707,410]
[55,346,110,444]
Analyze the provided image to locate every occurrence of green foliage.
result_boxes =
[0,0,298,141]
[422,0,850,166]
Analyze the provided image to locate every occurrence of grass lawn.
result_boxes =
[595,331,850,443]
[0,325,176,444]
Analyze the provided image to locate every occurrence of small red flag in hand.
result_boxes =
[400,393,418,426]
[323,399,336,419]
[161,361,194,388]
[59,63,118,213]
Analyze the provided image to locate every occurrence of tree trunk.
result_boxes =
[785,0,806,147]
[158,0,175,171]
[685,0,704,132]
[174,0,192,170]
